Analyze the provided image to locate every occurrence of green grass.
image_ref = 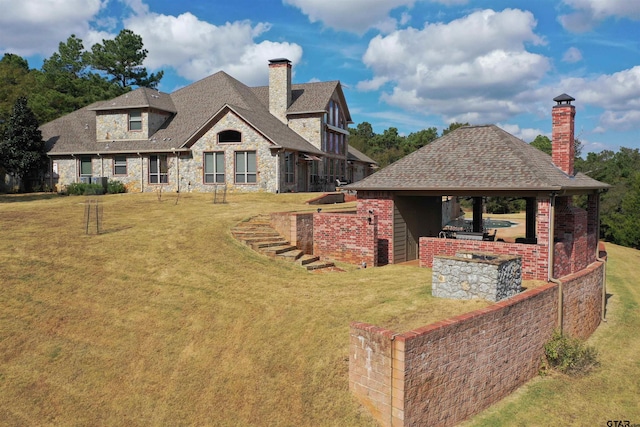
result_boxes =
[0,192,487,426]
[463,243,640,427]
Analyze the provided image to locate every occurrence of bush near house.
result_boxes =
[64,180,126,195]
[107,179,126,194]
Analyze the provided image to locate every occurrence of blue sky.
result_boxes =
[1,0,639,154]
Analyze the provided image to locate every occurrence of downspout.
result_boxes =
[138,153,143,193]
[71,154,77,183]
[48,157,53,190]
[594,193,607,321]
[174,150,180,193]
[547,193,563,333]
[276,149,281,193]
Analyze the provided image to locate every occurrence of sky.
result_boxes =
[1,0,639,154]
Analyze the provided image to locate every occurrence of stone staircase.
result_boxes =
[231,215,341,273]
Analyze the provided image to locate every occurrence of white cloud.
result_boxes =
[559,0,640,32]
[124,9,303,86]
[283,0,473,33]
[528,66,640,132]
[283,0,416,33]
[562,47,583,63]
[498,123,546,142]
[360,9,549,123]
[0,0,106,56]
[356,76,390,91]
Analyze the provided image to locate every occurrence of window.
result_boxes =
[235,151,256,183]
[218,130,242,143]
[310,161,319,184]
[129,110,142,131]
[114,156,127,175]
[204,152,225,184]
[284,152,295,184]
[149,154,168,184]
[329,158,335,182]
[80,157,92,178]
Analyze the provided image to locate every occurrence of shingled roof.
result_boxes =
[348,145,377,165]
[89,87,176,113]
[347,125,608,193]
[252,80,352,121]
[43,71,326,155]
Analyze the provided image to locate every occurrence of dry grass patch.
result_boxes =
[1,192,487,426]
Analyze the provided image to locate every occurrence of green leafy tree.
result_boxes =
[0,97,47,191]
[0,54,37,123]
[575,148,640,248]
[530,135,552,155]
[603,172,640,249]
[35,35,126,122]
[403,127,438,154]
[88,29,163,88]
[442,122,469,136]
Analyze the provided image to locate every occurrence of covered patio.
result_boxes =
[341,95,608,281]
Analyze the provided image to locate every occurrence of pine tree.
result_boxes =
[0,97,47,191]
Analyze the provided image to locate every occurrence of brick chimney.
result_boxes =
[268,58,292,124]
[552,93,576,176]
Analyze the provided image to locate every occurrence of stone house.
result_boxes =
[314,94,609,281]
[41,59,375,193]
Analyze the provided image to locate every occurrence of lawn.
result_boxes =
[464,242,640,426]
[2,192,638,426]
[0,192,488,426]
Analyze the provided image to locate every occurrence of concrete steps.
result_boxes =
[232,216,340,273]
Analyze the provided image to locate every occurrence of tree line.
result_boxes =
[349,123,640,249]
[0,30,637,250]
[0,29,162,191]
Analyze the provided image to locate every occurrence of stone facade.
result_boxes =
[95,109,169,141]
[432,252,522,301]
[45,60,357,194]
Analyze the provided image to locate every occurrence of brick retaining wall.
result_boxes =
[313,212,377,266]
[350,259,605,427]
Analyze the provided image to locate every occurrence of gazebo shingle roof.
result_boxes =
[347,125,608,193]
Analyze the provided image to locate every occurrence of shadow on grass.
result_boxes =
[0,193,60,203]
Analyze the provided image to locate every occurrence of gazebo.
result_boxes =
[321,95,609,281]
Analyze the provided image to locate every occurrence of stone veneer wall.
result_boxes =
[313,212,377,266]
[432,252,522,301]
[350,259,605,427]
[420,237,548,281]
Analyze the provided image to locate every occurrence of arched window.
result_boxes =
[218,130,242,143]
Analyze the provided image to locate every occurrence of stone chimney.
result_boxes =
[268,58,292,124]
[552,93,576,176]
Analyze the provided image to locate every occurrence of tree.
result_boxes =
[442,122,469,136]
[88,29,163,88]
[35,35,126,122]
[403,127,438,154]
[0,54,36,123]
[530,135,552,155]
[0,97,47,191]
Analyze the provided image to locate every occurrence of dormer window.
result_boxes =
[129,110,142,131]
[218,130,242,143]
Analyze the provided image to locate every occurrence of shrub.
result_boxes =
[64,183,105,196]
[107,180,126,194]
[543,330,599,375]
[84,184,105,195]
